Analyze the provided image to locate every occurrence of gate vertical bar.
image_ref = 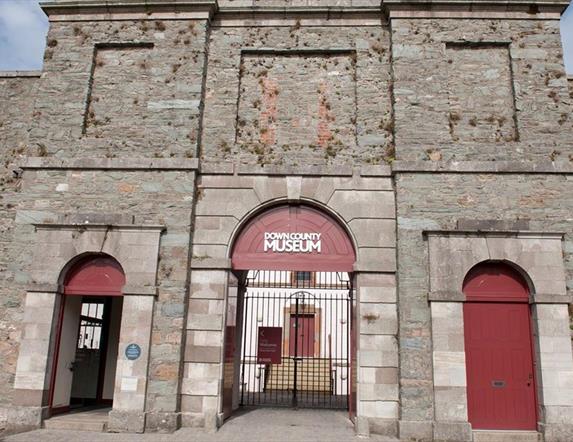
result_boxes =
[240,292,248,406]
[292,295,299,408]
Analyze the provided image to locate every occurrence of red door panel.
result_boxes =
[464,303,537,430]
[289,315,314,357]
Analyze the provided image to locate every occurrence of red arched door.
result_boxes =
[463,263,537,430]
[49,255,125,414]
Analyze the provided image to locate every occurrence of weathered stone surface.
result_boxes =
[1,1,572,439]
[391,18,572,162]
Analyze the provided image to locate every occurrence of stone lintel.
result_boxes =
[22,157,199,171]
[424,230,564,240]
[393,160,573,174]
[381,0,566,19]
[26,283,60,293]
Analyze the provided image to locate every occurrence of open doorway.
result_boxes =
[222,204,357,421]
[238,270,353,410]
[49,255,125,416]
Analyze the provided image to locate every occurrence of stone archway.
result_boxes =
[222,204,358,419]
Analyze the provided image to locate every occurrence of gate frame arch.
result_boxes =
[225,198,360,269]
[187,170,397,434]
[221,200,359,419]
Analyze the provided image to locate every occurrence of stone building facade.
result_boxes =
[0,0,572,441]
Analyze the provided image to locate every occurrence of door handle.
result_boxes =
[68,361,77,372]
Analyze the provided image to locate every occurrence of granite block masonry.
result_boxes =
[0,0,572,441]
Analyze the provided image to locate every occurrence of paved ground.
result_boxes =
[3,408,397,442]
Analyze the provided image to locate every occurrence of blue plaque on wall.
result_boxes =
[125,343,141,360]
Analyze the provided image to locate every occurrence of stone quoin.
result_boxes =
[0,1,572,441]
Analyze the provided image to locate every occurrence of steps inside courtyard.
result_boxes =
[266,359,332,392]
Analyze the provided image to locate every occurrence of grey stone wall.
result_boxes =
[9,162,197,432]
[1,0,572,438]
[28,19,208,158]
[0,11,212,432]
[391,18,572,162]
[0,73,39,410]
[395,172,573,438]
[202,22,394,166]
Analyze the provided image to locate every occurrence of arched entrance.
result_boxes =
[49,254,125,415]
[223,204,356,418]
[463,262,538,430]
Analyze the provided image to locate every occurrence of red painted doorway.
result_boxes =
[289,314,315,357]
[463,263,537,431]
[49,255,125,416]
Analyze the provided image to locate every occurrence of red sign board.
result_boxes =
[232,205,355,272]
[257,327,282,364]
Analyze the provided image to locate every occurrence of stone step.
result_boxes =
[43,409,109,432]
[473,430,542,442]
[44,418,107,432]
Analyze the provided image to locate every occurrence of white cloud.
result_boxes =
[0,0,48,71]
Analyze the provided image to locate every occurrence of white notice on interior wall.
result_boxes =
[121,376,138,392]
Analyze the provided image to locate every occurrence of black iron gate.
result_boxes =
[239,270,352,409]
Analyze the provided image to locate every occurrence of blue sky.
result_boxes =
[0,0,572,73]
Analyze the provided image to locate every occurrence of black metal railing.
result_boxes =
[239,270,353,410]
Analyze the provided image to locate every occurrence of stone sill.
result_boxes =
[0,71,42,78]
[393,160,573,174]
[33,223,166,232]
[26,283,158,296]
[429,290,572,304]
[201,162,391,177]
[424,230,565,239]
[22,157,199,171]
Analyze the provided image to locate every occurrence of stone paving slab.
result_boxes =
[3,409,398,442]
